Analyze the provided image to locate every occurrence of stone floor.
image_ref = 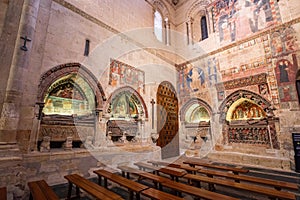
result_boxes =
[51,157,300,200]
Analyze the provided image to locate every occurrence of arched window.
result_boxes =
[201,16,208,40]
[154,10,163,42]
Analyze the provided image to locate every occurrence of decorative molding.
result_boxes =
[218,89,272,122]
[215,73,268,91]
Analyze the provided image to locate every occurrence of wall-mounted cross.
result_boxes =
[150,99,155,129]
[20,36,31,51]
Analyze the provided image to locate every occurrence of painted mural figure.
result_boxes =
[207,58,218,85]
[278,61,289,83]
[187,67,205,91]
[253,0,273,28]
[214,0,275,43]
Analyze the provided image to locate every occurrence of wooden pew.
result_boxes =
[148,160,198,174]
[183,160,249,175]
[134,162,187,181]
[184,174,296,200]
[141,187,185,200]
[28,180,59,200]
[64,174,123,200]
[118,165,239,200]
[93,169,149,200]
[197,168,299,191]
[118,165,168,190]
[0,187,6,200]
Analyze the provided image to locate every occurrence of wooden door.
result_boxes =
[156,82,179,159]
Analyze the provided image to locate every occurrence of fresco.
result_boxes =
[178,66,207,95]
[271,28,298,57]
[231,100,266,120]
[110,92,139,118]
[109,59,145,93]
[275,58,298,102]
[212,0,276,44]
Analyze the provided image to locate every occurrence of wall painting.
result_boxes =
[109,59,145,93]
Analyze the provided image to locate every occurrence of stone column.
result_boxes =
[190,18,194,45]
[0,0,41,147]
[29,102,44,151]
[164,18,170,46]
[94,108,106,147]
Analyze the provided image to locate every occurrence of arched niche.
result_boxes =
[226,98,266,122]
[36,63,106,150]
[180,98,212,144]
[43,74,95,116]
[218,90,279,149]
[38,63,106,108]
[105,86,148,142]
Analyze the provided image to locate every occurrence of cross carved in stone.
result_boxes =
[150,99,155,129]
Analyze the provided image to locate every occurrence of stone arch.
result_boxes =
[180,98,212,122]
[148,0,171,20]
[186,0,209,19]
[105,86,148,119]
[37,63,106,109]
[157,81,179,158]
[186,0,210,42]
[218,90,272,123]
[218,90,279,149]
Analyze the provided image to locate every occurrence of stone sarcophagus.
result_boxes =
[106,119,138,142]
[39,115,95,150]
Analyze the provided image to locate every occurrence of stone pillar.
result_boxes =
[94,108,106,147]
[29,102,44,151]
[0,0,41,147]
[164,18,170,46]
[190,18,194,45]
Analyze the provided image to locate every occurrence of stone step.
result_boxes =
[0,145,20,157]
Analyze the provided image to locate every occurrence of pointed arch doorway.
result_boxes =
[157,82,179,159]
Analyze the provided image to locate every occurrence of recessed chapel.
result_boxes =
[0,0,300,199]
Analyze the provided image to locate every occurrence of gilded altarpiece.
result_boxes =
[219,90,279,149]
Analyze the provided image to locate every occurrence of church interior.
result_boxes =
[1,0,300,199]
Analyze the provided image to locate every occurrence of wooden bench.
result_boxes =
[184,174,296,200]
[0,187,6,200]
[94,169,149,200]
[118,165,168,190]
[197,168,299,191]
[148,160,198,174]
[183,160,249,175]
[141,187,185,200]
[64,174,123,200]
[28,180,59,200]
[118,165,239,200]
[134,162,187,181]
